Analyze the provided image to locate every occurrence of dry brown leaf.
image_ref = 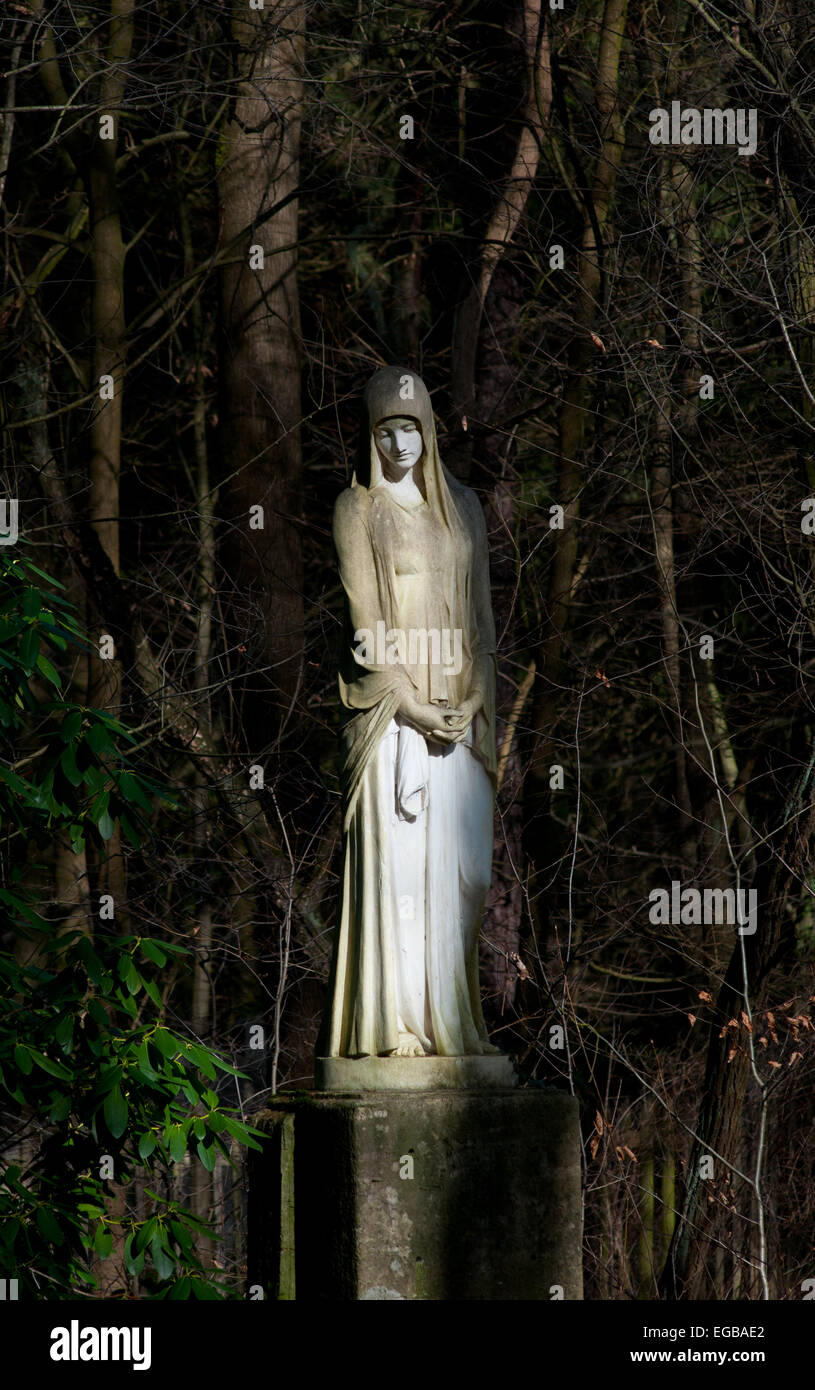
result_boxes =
[509,951,530,981]
[740,1011,752,1033]
[699,990,713,1003]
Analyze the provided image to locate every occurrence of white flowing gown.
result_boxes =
[373,717,494,1054]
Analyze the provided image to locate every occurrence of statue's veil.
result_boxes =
[353,365,466,542]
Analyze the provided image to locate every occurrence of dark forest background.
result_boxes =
[1,0,814,1299]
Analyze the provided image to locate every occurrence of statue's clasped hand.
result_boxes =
[402,692,482,745]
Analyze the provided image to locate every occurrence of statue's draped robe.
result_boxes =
[325,367,498,1058]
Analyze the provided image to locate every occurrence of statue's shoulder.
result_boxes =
[334,485,370,521]
[333,486,372,549]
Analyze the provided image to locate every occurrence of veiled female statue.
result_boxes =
[323,365,500,1061]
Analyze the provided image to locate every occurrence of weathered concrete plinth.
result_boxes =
[315,1052,518,1092]
[249,1088,583,1300]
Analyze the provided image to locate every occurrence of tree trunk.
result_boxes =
[449,0,551,478]
[660,760,815,1297]
[523,0,629,967]
[218,0,305,751]
[85,0,134,935]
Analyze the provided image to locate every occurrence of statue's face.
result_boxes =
[373,416,423,474]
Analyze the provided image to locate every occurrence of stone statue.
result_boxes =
[321,365,505,1067]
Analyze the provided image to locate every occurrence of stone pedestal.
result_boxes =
[249,1088,583,1301]
[314,1052,518,1092]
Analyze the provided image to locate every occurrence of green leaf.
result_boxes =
[168,1126,187,1163]
[118,769,154,811]
[134,1217,157,1255]
[151,1229,175,1280]
[138,1132,157,1161]
[168,1218,194,1252]
[187,1044,216,1081]
[140,939,167,967]
[60,710,82,741]
[36,653,61,688]
[124,1231,145,1278]
[36,1206,65,1246]
[58,745,81,789]
[210,1052,243,1076]
[152,1029,179,1060]
[219,1114,265,1151]
[103,1086,128,1139]
[97,809,115,841]
[1,1217,20,1253]
[78,937,104,985]
[83,763,104,794]
[0,763,30,796]
[118,954,141,995]
[135,1041,158,1080]
[190,1277,224,1300]
[119,811,142,848]
[94,1225,113,1259]
[197,1141,217,1172]
[142,976,162,1008]
[86,721,115,756]
[30,1049,72,1081]
[87,998,109,1027]
[21,588,41,619]
[13,1044,33,1075]
[19,625,39,671]
[49,1094,72,1123]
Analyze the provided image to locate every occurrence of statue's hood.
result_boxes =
[363,364,435,441]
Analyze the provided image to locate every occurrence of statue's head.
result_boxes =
[355,366,464,538]
[361,365,434,486]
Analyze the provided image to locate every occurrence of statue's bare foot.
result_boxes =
[480,1040,502,1055]
[390,1032,426,1057]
